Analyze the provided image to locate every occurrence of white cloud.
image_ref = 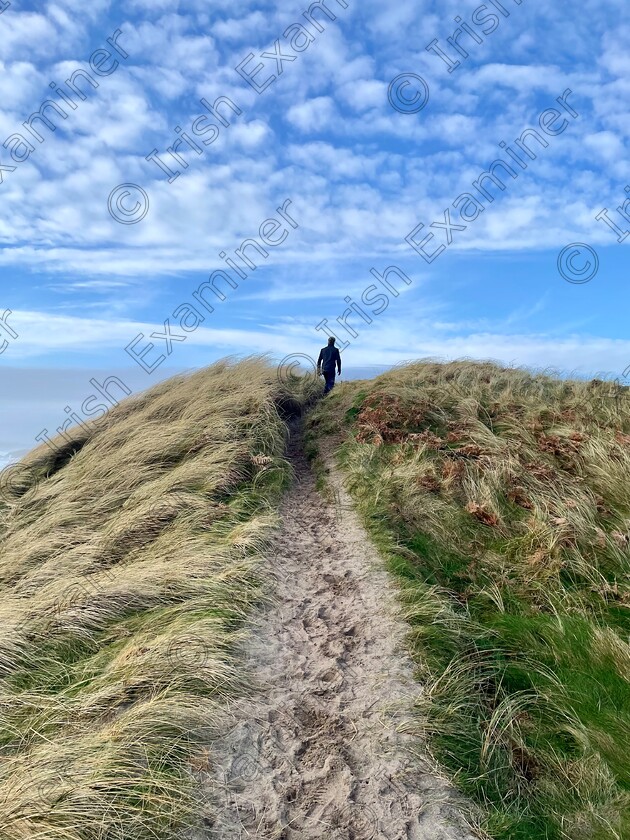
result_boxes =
[286,95,338,132]
[337,78,386,112]
[5,306,630,384]
[583,130,625,162]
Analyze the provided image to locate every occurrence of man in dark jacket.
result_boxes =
[317,336,342,394]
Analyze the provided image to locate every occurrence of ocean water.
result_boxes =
[0,366,182,472]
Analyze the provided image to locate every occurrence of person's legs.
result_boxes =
[324,371,336,393]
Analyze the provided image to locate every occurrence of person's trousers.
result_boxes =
[323,370,336,393]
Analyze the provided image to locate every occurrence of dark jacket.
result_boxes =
[317,345,341,374]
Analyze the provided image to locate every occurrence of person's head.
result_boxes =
[328,336,335,345]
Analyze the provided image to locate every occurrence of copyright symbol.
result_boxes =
[325,803,378,839]
[0,463,38,502]
[232,754,262,783]
[108,183,149,225]
[557,243,599,284]
[166,634,209,669]
[388,73,430,114]
[277,353,317,386]
[34,770,79,808]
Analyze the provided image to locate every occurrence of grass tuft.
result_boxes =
[308,359,630,840]
[0,357,320,840]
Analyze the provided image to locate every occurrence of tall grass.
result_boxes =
[307,360,630,840]
[0,357,319,840]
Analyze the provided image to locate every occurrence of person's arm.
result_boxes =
[317,349,323,373]
[336,349,341,374]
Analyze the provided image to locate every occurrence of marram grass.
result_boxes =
[0,357,319,840]
[308,359,630,840]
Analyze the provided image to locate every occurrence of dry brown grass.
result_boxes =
[0,356,318,840]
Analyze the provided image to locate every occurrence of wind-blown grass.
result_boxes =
[307,360,630,840]
[0,357,319,840]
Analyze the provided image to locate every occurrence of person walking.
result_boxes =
[317,336,342,394]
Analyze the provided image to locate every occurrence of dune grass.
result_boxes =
[0,357,319,840]
[307,360,630,840]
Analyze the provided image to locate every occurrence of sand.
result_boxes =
[203,423,477,839]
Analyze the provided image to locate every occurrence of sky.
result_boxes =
[0,0,629,464]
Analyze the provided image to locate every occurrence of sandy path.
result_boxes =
[204,423,476,839]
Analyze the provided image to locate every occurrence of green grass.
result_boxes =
[308,360,630,840]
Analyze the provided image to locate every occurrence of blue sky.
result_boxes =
[0,0,629,461]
